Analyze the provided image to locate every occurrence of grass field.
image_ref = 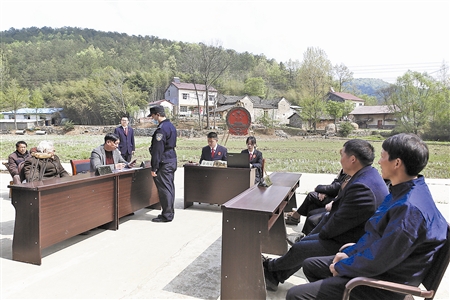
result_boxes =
[1,133,449,179]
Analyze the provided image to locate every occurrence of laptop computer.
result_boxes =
[227,153,250,168]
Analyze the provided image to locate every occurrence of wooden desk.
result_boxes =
[183,164,255,208]
[220,172,301,299]
[9,167,159,265]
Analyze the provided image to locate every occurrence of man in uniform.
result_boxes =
[148,105,177,223]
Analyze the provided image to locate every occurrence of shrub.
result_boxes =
[338,121,354,137]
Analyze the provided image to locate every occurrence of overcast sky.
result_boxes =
[1,0,449,83]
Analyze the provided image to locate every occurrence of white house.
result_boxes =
[326,88,365,108]
[164,77,218,116]
[349,105,398,129]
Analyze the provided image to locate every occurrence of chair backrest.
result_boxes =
[70,159,91,175]
[422,223,450,299]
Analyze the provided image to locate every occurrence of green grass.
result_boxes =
[1,134,449,179]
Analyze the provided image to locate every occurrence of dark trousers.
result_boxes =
[153,161,177,221]
[297,192,333,216]
[286,255,405,300]
[121,152,132,162]
[302,209,327,235]
[267,233,342,283]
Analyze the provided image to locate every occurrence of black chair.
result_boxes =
[342,223,450,300]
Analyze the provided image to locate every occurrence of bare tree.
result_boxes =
[333,63,353,92]
[182,41,230,129]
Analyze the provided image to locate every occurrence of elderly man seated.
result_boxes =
[23,140,70,182]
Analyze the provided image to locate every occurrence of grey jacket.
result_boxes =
[90,145,127,172]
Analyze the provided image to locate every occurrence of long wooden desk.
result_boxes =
[220,172,301,299]
[9,167,159,265]
[183,164,255,208]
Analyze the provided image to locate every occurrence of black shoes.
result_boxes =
[262,255,279,291]
[151,216,172,223]
[286,232,305,246]
[285,215,300,225]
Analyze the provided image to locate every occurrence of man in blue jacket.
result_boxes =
[263,139,389,292]
[287,133,447,300]
[114,116,135,162]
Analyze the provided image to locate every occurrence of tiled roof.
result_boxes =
[329,92,364,101]
[350,105,398,115]
[148,99,174,106]
[171,82,217,92]
[2,108,63,115]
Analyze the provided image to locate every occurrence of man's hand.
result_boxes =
[151,171,157,177]
[325,200,334,212]
[115,163,126,170]
[318,193,326,201]
[330,252,349,276]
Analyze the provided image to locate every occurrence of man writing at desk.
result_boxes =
[90,133,135,173]
[199,131,227,164]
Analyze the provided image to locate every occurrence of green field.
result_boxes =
[1,134,449,179]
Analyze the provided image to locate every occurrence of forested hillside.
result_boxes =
[1,27,448,140]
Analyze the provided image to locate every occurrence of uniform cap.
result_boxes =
[148,105,165,116]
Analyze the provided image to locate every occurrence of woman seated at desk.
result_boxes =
[241,136,263,184]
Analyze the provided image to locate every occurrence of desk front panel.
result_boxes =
[118,168,160,217]
[184,166,255,207]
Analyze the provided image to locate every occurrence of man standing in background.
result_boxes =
[114,116,135,162]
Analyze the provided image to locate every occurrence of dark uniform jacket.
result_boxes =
[149,119,177,172]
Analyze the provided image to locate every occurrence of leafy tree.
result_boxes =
[28,89,45,125]
[387,71,437,134]
[333,63,353,92]
[2,79,29,129]
[244,77,266,98]
[358,94,378,106]
[325,101,344,125]
[298,47,333,131]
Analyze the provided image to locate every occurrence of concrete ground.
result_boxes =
[0,164,449,299]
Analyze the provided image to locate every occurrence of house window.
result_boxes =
[180,106,188,112]
[182,93,189,100]
[209,95,215,101]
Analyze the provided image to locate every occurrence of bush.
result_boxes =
[63,120,75,132]
[338,122,354,137]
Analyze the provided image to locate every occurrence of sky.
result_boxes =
[1,0,449,83]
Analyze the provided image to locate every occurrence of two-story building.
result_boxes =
[164,77,218,116]
[326,88,365,108]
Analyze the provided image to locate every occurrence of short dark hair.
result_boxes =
[207,132,218,140]
[16,141,27,148]
[382,133,429,176]
[104,133,119,143]
[343,139,375,167]
[246,136,257,145]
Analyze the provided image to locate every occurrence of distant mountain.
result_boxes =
[344,78,392,102]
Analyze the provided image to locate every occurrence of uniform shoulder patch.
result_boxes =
[156,133,163,141]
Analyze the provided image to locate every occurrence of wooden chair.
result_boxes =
[342,223,450,300]
[70,159,91,175]
[2,162,13,198]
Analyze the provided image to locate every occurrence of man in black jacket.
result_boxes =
[263,139,389,292]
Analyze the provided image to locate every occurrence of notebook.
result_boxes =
[227,153,250,168]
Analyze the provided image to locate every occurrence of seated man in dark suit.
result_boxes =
[199,131,227,163]
[90,133,134,173]
[263,139,389,292]
[287,133,448,300]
